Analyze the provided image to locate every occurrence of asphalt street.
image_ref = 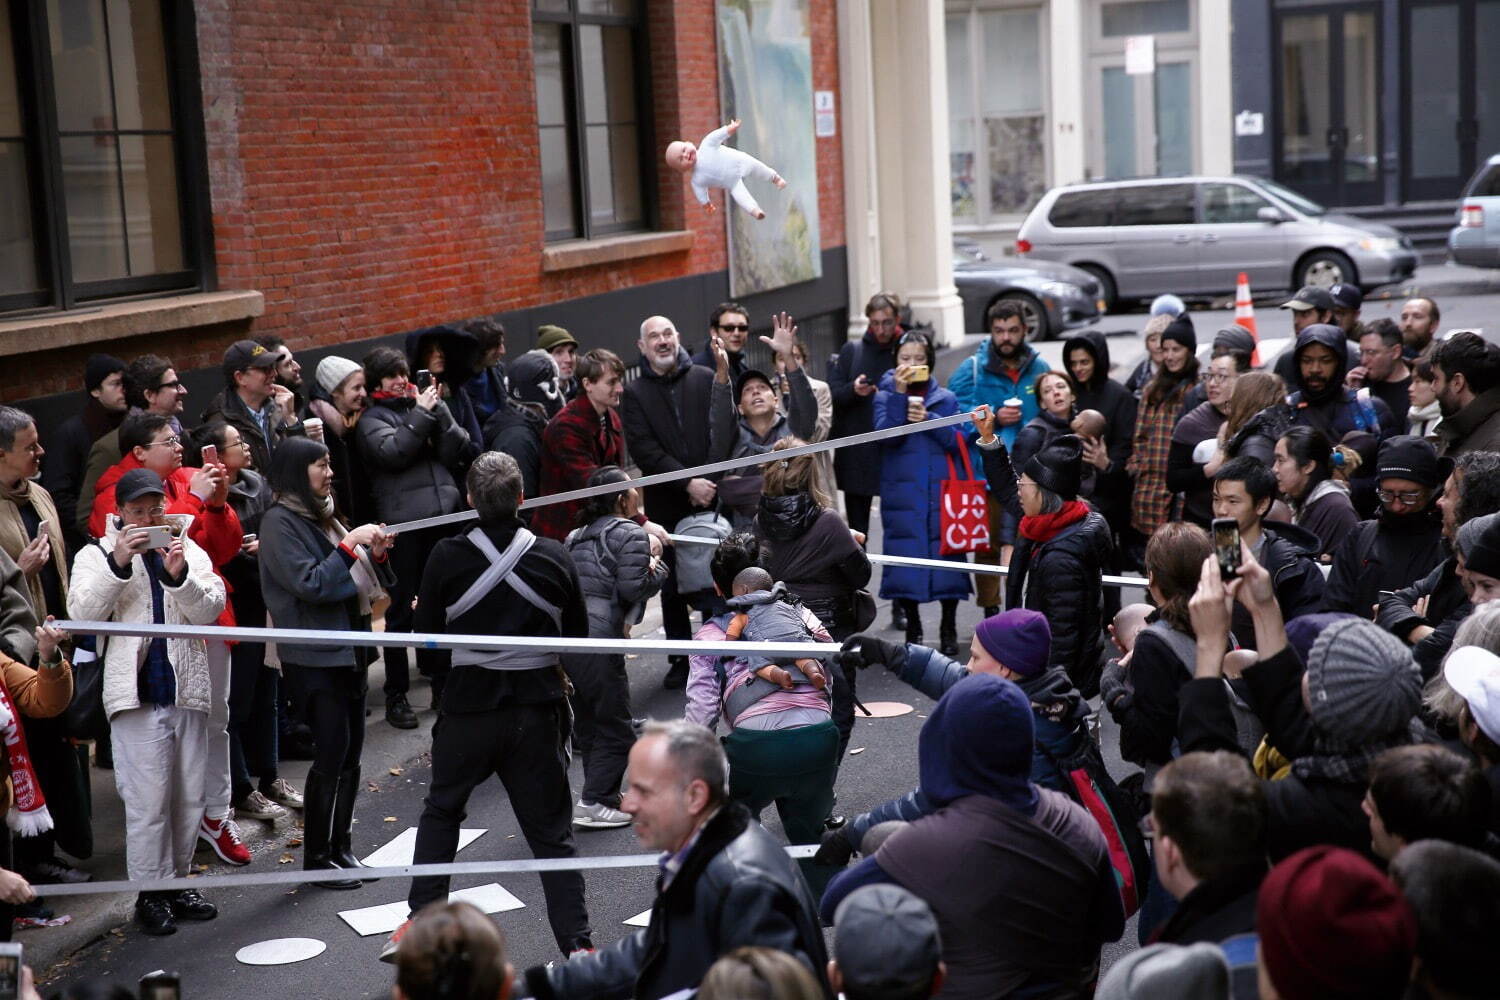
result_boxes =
[40,264,1500,997]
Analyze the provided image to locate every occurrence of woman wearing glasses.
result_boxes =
[1165,346,1250,529]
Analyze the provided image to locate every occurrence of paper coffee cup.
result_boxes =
[303,417,323,435]
[1004,397,1023,408]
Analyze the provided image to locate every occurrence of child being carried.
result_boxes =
[724,567,828,691]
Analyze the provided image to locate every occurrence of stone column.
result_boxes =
[837,0,882,340]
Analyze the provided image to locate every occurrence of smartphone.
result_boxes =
[129,525,175,550]
[0,943,21,1000]
[1212,517,1241,581]
[415,369,433,391]
[242,533,257,545]
[35,522,47,539]
[201,443,218,466]
[906,364,930,384]
[139,970,181,1000]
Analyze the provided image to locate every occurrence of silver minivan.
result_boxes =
[1448,154,1500,268]
[1015,175,1418,309]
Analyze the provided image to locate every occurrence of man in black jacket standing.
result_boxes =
[828,294,901,536]
[381,451,594,964]
[523,720,831,999]
[623,314,719,690]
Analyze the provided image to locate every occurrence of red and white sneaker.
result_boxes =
[379,917,412,964]
[198,814,251,866]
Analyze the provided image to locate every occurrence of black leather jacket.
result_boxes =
[523,803,831,1000]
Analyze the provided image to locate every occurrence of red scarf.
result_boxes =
[1019,499,1090,543]
[0,678,50,836]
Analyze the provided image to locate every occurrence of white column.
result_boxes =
[838,0,882,340]
[1197,0,1234,174]
[1049,0,1087,185]
[869,0,963,345]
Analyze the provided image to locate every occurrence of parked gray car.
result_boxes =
[1015,175,1418,309]
[1448,154,1500,268]
[952,240,1102,340]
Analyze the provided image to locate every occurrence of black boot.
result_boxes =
[939,601,959,657]
[890,603,908,632]
[331,766,369,873]
[663,656,689,690]
[303,769,361,890]
[903,602,923,648]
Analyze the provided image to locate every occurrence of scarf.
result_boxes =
[0,680,50,836]
[82,396,125,443]
[1019,499,1090,543]
[278,493,383,613]
[1289,719,1426,785]
[0,479,67,618]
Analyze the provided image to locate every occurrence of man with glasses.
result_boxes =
[1347,319,1413,435]
[76,354,189,541]
[1323,436,1447,619]
[202,340,305,475]
[42,354,126,557]
[831,293,904,539]
[692,302,752,383]
[69,467,227,936]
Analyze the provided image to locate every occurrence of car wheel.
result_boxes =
[994,293,1048,341]
[1295,250,1357,290]
[1076,265,1118,313]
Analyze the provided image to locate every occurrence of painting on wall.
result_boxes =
[716,0,822,297]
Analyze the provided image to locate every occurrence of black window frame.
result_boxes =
[531,0,656,243]
[1,0,215,317]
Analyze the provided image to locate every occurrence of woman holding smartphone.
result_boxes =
[873,331,970,656]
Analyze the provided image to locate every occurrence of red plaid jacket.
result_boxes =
[533,396,625,540]
[1129,383,1189,536]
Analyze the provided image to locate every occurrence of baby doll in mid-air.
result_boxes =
[1071,408,1108,443]
[724,567,827,691]
[665,119,786,220]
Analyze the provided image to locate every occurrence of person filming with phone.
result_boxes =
[1210,458,1325,651]
[69,468,227,937]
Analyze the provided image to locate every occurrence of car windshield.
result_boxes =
[1249,177,1326,217]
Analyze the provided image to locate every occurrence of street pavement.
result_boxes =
[36,262,1500,996]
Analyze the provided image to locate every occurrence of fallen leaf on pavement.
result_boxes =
[278,853,295,864]
[384,816,398,822]
[849,747,866,755]
[389,767,403,776]
[286,837,303,848]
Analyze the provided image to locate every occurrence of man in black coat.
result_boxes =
[828,294,901,536]
[1063,329,1136,585]
[689,301,751,383]
[41,353,127,557]
[385,452,594,963]
[522,720,831,1000]
[623,315,719,689]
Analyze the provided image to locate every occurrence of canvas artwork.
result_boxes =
[716,0,822,297]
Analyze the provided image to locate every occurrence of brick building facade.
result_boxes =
[4,0,849,421]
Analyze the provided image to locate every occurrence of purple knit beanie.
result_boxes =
[974,609,1052,679]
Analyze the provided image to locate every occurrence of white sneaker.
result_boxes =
[573,800,632,830]
[262,777,304,809]
[235,789,289,823]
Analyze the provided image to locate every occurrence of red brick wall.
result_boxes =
[198,0,843,353]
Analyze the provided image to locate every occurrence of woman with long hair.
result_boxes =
[258,437,394,888]
[1128,316,1199,553]
[1273,426,1360,559]
[1167,350,1246,527]
[562,466,667,829]
[873,330,970,655]
[1218,371,1291,466]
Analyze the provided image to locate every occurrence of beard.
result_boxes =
[996,340,1021,359]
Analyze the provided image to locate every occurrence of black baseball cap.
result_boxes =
[1280,286,1336,312]
[1328,283,1363,310]
[223,339,280,372]
[115,468,166,506]
[735,368,775,401]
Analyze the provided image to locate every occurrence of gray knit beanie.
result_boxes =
[1096,943,1230,1000]
[1458,512,1500,579]
[1306,618,1421,742]
[316,355,362,396]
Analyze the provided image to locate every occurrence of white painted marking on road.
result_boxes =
[235,937,327,965]
[624,908,652,927]
[338,883,525,937]
[361,828,486,868]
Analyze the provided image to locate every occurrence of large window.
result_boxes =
[1,0,211,315]
[946,3,1048,227]
[532,0,649,242]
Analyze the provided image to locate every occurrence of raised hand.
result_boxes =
[972,405,996,442]
[760,312,799,367]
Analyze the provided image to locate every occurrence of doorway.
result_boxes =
[1402,0,1500,202]
[1275,6,1381,206]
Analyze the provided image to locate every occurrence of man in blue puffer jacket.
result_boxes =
[813,609,1089,865]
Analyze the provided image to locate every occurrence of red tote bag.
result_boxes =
[940,431,992,556]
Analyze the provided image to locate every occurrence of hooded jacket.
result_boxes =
[872,373,971,603]
[1230,521,1327,650]
[708,369,816,529]
[1322,506,1445,618]
[482,401,546,501]
[1225,402,1295,466]
[1288,325,1399,443]
[1007,508,1114,695]
[355,392,473,525]
[566,514,668,636]
[828,329,897,496]
[755,496,871,632]
[621,348,717,531]
[1377,558,1471,679]
[404,325,486,457]
[1167,400,1228,527]
[1062,331,1137,524]
[1294,478,1361,559]
[947,339,1051,450]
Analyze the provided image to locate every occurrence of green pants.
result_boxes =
[723,720,840,899]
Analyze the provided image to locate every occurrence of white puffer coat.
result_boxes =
[68,513,225,719]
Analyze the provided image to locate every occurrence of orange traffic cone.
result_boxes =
[1234,272,1260,367]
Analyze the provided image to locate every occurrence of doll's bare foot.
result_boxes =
[753,209,766,220]
[727,118,741,132]
[705,202,717,214]
[773,175,787,189]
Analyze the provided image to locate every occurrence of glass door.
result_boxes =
[1276,7,1382,206]
[1403,0,1500,202]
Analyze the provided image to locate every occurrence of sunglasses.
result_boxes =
[716,323,749,333]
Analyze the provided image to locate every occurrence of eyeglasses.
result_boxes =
[1204,372,1237,383]
[1376,488,1427,505]
[127,505,167,517]
[149,436,182,449]
[716,323,749,333]
[154,381,184,392]
[869,318,899,329]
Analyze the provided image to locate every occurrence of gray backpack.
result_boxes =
[672,511,732,595]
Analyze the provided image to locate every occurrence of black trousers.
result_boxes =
[843,492,874,536]
[409,702,591,956]
[291,665,367,776]
[564,652,633,809]
[382,524,452,698]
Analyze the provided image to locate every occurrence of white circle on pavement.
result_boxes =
[235,938,327,966]
[861,701,914,718]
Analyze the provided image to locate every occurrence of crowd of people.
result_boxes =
[2,283,1500,998]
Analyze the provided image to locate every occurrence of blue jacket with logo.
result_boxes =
[947,340,1050,449]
